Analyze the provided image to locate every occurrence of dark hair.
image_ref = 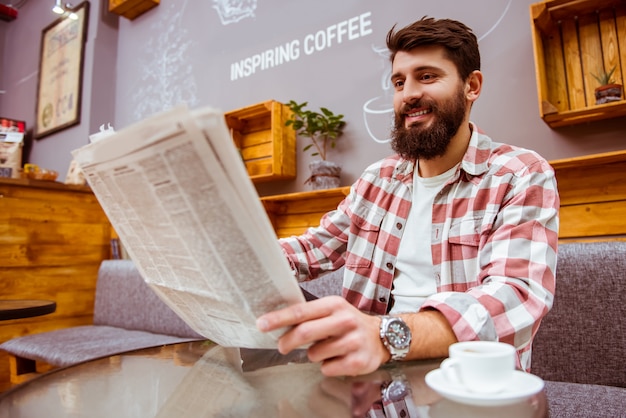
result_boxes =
[386,16,480,81]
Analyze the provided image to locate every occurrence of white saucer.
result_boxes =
[425,368,544,407]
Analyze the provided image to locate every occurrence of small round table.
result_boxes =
[0,300,57,321]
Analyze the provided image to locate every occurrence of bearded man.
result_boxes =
[257,16,559,378]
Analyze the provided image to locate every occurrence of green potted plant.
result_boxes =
[592,65,623,105]
[285,100,346,190]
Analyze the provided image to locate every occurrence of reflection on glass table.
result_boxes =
[0,341,547,418]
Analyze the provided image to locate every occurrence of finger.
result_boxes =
[305,325,358,362]
[306,314,383,367]
[314,333,385,376]
[277,303,362,354]
[257,296,344,332]
[274,317,343,355]
[319,353,380,377]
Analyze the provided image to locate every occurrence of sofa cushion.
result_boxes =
[94,260,202,339]
[299,268,344,298]
[531,241,626,387]
[0,325,200,367]
[545,381,626,417]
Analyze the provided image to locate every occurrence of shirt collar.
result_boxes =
[460,122,491,177]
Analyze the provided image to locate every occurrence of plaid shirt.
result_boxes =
[280,124,559,371]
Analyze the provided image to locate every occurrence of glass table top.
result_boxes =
[0,341,547,417]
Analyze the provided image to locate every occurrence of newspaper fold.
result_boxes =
[72,106,305,348]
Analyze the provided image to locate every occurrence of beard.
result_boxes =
[391,85,467,160]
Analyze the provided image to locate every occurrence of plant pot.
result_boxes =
[306,160,341,190]
[594,84,623,105]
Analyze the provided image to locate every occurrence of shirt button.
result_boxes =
[386,262,393,270]
[396,222,403,230]
[379,297,386,303]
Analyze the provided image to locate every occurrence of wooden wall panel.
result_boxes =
[0,179,113,388]
[550,150,626,242]
[559,201,626,239]
[260,151,626,243]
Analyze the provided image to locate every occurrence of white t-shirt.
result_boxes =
[389,163,458,314]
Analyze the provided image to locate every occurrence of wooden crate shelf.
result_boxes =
[530,0,626,128]
[225,100,296,183]
[109,0,159,20]
[549,150,626,241]
[261,186,350,238]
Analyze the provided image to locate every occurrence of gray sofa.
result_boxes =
[532,241,626,417]
[1,260,204,380]
[532,241,626,387]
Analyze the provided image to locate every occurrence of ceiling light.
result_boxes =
[52,0,64,14]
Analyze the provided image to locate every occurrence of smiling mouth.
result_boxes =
[407,108,431,117]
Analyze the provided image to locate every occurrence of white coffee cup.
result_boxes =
[440,341,516,394]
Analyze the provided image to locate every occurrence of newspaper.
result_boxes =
[71,106,305,349]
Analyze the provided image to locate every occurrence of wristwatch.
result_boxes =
[379,316,412,361]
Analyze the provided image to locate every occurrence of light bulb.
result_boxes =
[52,0,64,14]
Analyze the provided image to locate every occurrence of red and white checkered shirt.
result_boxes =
[280,124,559,371]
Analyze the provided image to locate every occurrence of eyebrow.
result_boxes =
[390,65,441,80]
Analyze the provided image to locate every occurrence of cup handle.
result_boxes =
[440,358,462,385]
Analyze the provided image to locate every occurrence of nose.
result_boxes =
[402,79,422,104]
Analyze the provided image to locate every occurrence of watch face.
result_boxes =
[385,320,411,349]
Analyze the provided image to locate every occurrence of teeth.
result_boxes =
[408,109,430,117]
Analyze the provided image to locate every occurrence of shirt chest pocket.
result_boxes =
[447,217,483,262]
[346,206,385,268]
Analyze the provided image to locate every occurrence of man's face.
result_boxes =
[390,46,469,160]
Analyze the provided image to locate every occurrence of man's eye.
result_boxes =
[393,80,404,89]
[421,74,436,82]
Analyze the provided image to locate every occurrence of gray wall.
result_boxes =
[1,0,625,194]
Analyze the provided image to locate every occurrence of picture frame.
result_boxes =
[34,1,90,139]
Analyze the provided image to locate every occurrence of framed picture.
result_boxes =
[34,1,90,139]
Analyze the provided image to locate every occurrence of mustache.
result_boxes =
[399,100,435,115]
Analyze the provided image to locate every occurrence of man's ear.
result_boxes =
[465,70,483,102]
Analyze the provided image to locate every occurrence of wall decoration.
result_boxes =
[132,0,198,122]
[213,0,257,25]
[34,1,90,139]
